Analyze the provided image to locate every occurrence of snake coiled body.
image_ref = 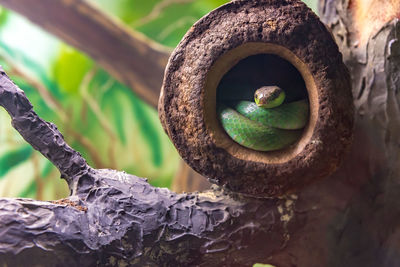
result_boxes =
[218,86,309,151]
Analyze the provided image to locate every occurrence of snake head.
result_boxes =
[254,86,285,109]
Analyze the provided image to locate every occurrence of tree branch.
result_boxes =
[0,0,210,193]
[2,0,399,265]
[0,45,385,265]
[0,68,89,190]
[0,0,210,192]
[0,172,292,266]
[0,67,288,266]
[0,0,170,108]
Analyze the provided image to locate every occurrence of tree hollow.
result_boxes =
[159,0,354,197]
[206,43,317,164]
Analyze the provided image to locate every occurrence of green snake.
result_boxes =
[218,86,309,151]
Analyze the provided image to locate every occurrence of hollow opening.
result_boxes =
[216,54,309,152]
[203,42,318,164]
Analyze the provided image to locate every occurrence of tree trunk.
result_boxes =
[0,0,399,266]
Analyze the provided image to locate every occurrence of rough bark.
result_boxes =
[0,177,292,266]
[0,67,89,193]
[159,0,354,197]
[0,0,399,266]
[0,0,170,108]
[0,68,294,266]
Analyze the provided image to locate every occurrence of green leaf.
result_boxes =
[129,91,163,167]
[52,45,94,95]
[0,7,9,27]
[147,173,172,188]
[91,0,231,48]
[101,83,163,167]
[19,180,37,198]
[106,89,127,144]
[0,145,33,177]
[92,0,159,24]
[0,40,65,102]
[40,160,55,178]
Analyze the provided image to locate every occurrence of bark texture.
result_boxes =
[159,0,354,197]
[0,63,294,266]
[0,67,88,193]
[0,174,293,266]
[0,0,399,266]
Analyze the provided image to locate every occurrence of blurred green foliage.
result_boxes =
[0,0,317,200]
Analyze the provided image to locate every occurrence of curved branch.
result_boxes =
[0,0,170,108]
[0,66,342,267]
[0,171,290,266]
[0,68,89,189]
[0,64,374,266]
[0,0,210,192]
[0,66,289,266]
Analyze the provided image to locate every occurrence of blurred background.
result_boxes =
[0,0,317,200]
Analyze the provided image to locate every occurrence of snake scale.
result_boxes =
[218,86,309,151]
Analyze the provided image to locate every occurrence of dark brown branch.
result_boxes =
[0,0,170,108]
